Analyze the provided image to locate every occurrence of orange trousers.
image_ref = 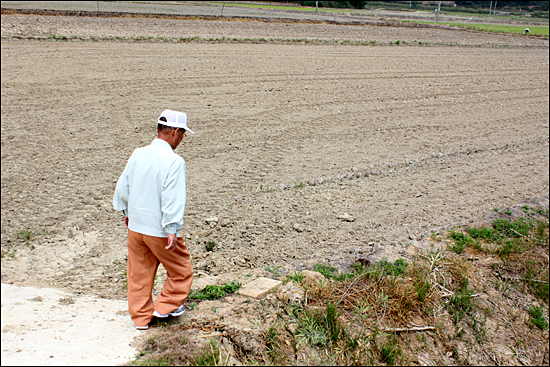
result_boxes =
[127,229,193,327]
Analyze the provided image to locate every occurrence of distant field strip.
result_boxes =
[404,21,549,36]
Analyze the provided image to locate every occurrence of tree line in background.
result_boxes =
[290,1,549,13]
[454,1,548,10]
[298,1,367,8]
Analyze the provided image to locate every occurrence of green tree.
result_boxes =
[299,1,366,9]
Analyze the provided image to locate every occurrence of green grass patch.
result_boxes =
[448,214,549,303]
[16,229,33,243]
[188,280,241,300]
[313,264,354,281]
[292,301,345,347]
[453,217,544,253]
[265,255,434,365]
[285,271,305,284]
[313,258,408,282]
[448,230,473,254]
[468,226,497,241]
[523,259,550,301]
[380,335,403,366]
[447,278,476,323]
[376,258,408,276]
[529,305,549,330]
[205,241,216,252]
[195,339,221,366]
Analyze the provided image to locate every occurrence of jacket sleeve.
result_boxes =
[161,158,186,234]
[113,162,130,217]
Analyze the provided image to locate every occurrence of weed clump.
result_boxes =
[448,230,473,254]
[262,256,423,365]
[447,278,475,323]
[194,340,221,366]
[446,215,549,303]
[529,305,549,330]
[205,241,216,252]
[188,280,241,300]
[379,334,403,365]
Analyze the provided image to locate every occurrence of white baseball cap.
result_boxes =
[158,109,195,134]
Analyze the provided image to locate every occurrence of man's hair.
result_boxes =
[158,116,184,134]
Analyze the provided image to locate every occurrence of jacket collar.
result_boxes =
[151,138,173,151]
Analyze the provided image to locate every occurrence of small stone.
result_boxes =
[337,213,355,222]
[205,216,218,227]
[238,277,282,299]
[293,223,303,232]
[300,270,325,285]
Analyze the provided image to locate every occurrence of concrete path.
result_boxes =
[1,283,140,366]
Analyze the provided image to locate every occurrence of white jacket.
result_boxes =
[113,138,187,237]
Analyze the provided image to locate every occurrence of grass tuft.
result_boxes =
[529,305,549,330]
[195,339,221,366]
[188,280,241,300]
[205,241,216,252]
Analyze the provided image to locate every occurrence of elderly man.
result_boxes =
[113,109,194,330]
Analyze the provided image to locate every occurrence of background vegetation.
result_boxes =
[282,1,550,18]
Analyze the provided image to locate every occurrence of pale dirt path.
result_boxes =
[1,283,140,366]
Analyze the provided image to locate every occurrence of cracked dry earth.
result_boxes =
[1,12,548,302]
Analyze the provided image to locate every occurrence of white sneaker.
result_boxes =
[153,304,185,318]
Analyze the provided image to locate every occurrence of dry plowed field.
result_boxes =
[1,13,549,299]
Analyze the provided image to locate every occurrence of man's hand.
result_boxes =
[124,216,129,229]
[166,233,177,252]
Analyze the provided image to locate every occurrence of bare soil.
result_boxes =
[1,6,548,365]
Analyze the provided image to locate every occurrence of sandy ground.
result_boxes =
[1,4,549,365]
[1,283,140,365]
